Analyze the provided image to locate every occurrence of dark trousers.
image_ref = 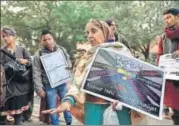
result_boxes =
[0,116,6,125]
[23,108,33,120]
[14,114,22,125]
[172,109,179,125]
[0,114,22,125]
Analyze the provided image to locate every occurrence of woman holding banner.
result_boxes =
[42,19,143,125]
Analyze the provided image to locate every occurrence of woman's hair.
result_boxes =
[105,19,113,26]
[1,27,16,36]
[86,19,112,42]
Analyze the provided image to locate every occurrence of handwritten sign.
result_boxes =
[81,48,165,120]
[40,51,71,88]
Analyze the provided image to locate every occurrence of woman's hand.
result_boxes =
[18,58,28,65]
[111,100,123,111]
[42,101,72,114]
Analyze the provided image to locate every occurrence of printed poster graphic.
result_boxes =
[81,48,165,120]
[40,51,71,88]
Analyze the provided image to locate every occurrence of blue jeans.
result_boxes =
[44,83,72,125]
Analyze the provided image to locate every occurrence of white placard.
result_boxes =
[159,54,179,80]
[40,51,71,88]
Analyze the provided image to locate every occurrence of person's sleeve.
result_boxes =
[61,46,72,68]
[22,47,32,66]
[156,36,163,65]
[62,95,76,106]
[118,34,130,50]
[61,66,88,105]
[32,52,43,93]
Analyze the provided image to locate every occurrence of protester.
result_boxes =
[42,19,135,125]
[157,8,179,125]
[0,27,32,125]
[105,19,130,49]
[33,29,72,125]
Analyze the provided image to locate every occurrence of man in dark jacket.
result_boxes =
[157,8,179,125]
[33,29,72,125]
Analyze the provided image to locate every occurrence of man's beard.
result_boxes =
[46,44,55,52]
[167,24,175,29]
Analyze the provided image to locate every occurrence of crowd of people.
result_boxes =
[0,8,179,125]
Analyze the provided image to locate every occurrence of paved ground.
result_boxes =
[22,96,82,125]
[21,95,173,125]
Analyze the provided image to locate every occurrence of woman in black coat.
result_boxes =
[0,27,32,125]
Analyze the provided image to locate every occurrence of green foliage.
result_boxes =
[1,1,179,59]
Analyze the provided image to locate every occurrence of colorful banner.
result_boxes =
[81,48,165,120]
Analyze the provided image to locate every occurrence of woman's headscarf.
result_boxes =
[87,19,114,42]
